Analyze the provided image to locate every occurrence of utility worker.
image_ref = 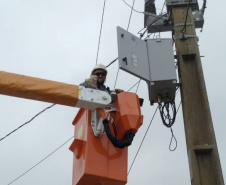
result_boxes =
[80,64,110,94]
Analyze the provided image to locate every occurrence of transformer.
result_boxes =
[117,27,177,105]
[144,0,204,33]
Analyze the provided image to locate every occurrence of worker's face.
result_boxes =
[94,69,106,84]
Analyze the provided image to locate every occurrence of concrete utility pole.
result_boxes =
[172,6,225,185]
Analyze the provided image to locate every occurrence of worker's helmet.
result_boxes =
[91,64,108,75]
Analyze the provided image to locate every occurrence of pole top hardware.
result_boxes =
[165,0,198,7]
[175,23,193,27]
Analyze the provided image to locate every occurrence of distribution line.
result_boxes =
[113,0,137,88]
[0,104,56,142]
[122,0,143,14]
[96,0,107,64]
[127,106,158,175]
[7,136,74,185]
[127,79,141,92]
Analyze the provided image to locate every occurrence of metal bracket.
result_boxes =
[76,86,112,110]
[91,107,116,137]
[175,23,193,27]
[178,33,196,40]
[182,54,196,60]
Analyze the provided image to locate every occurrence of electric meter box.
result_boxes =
[146,39,177,104]
[117,27,177,105]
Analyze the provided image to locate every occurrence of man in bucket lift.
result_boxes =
[80,64,111,94]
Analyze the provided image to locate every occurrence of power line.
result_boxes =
[96,0,107,64]
[127,79,141,92]
[128,97,182,174]
[7,136,74,185]
[106,57,118,68]
[107,0,140,76]
[122,0,143,14]
[135,79,141,93]
[168,101,181,151]
[113,0,137,89]
[127,0,136,31]
[113,68,120,90]
[0,104,56,142]
[127,106,158,175]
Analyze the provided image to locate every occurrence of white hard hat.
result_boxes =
[91,64,108,75]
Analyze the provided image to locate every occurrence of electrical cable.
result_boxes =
[106,57,118,68]
[201,0,207,14]
[109,0,138,88]
[172,0,191,33]
[96,0,107,65]
[139,7,167,39]
[122,0,143,14]
[127,106,158,175]
[139,13,167,39]
[113,68,120,90]
[169,127,177,151]
[7,136,74,185]
[135,79,141,93]
[168,100,182,151]
[158,101,176,128]
[138,1,166,38]
[127,0,136,31]
[127,79,141,92]
[0,104,56,142]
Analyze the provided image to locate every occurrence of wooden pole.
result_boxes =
[172,6,224,185]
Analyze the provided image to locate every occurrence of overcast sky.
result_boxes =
[0,0,225,185]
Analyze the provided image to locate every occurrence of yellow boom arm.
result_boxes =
[0,71,111,109]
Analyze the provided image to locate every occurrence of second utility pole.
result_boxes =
[172,5,224,185]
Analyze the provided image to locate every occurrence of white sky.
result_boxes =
[0,0,225,185]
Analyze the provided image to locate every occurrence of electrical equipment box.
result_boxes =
[117,27,177,105]
[192,9,204,28]
[146,38,177,104]
[117,27,150,81]
[144,0,204,33]
[166,0,198,7]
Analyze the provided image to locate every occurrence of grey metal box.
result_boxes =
[146,39,177,104]
[166,0,197,6]
[117,27,177,104]
[144,11,204,33]
[117,26,150,81]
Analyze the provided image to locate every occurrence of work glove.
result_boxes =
[115,89,124,94]
[85,75,97,85]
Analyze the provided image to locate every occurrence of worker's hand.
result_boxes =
[115,88,124,94]
[85,75,97,85]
